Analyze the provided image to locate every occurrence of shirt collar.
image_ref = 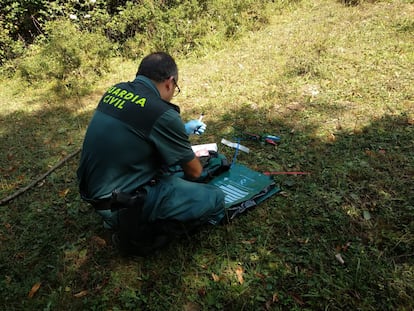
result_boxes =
[133,75,180,113]
[133,75,160,97]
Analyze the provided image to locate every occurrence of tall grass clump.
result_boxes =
[16,20,113,97]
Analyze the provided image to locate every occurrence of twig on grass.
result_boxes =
[0,148,81,206]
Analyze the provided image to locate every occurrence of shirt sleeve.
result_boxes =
[149,109,195,166]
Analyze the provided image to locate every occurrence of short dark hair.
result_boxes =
[136,52,178,82]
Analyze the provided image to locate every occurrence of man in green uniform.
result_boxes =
[77,52,225,255]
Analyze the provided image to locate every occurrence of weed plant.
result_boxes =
[16,20,112,97]
[0,0,413,310]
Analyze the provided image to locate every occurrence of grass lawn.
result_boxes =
[0,0,413,310]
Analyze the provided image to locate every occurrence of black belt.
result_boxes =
[91,188,147,211]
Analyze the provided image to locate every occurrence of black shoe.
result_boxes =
[112,232,128,255]
[112,232,171,257]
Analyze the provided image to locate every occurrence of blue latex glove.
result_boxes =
[184,119,207,135]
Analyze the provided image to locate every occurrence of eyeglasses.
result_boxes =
[172,77,181,97]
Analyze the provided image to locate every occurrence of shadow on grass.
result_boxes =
[0,104,92,197]
[0,100,412,310]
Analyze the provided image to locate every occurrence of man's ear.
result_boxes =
[165,76,174,92]
[156,77,174,101]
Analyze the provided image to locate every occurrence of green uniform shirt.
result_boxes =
[77,76,195,200]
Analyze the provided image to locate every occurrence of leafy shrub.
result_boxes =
[17,19,112,97]
[1,0,273,65]
[110,0,271,58]
[0,20,25,66]
[0,0,114,65]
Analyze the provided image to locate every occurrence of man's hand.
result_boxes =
[185,120,207,135]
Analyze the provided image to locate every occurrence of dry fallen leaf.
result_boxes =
[198,287,207,297]
[242,238,257,245]
[211,273,220,282]
[59,188,70,197]
[255,272,266,280]
[74,290,88,298]
[28,282,41,298]
[91,235,107,248]
[265,292,280,310]
[365,149,374,157]
[289,292,305,306]
[278,191,289,198]
[327,133,336,142]
[342,242,351,252]
[183,302,202,311]
[37,180,45,187]
[235,266,244,284]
